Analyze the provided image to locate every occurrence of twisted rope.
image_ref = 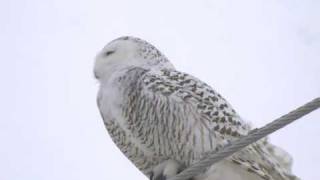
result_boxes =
[168,97,320,180]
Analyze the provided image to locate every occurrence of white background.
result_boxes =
[0,0,319,179]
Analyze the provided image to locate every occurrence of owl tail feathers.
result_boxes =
[263,138,300,180]
[267,144,293,171]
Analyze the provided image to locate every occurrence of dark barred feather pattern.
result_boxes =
[98,67,299,180]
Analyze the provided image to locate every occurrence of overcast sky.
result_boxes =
[0,0,319,180]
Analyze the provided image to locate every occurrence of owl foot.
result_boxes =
[149,159,188,180]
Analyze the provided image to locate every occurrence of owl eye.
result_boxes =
[105,50,115,56]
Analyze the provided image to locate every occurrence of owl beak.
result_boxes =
[94,71,99,79]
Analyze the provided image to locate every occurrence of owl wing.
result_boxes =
[120,67,298,180]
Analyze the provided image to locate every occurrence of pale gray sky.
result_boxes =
[0,0,319,180]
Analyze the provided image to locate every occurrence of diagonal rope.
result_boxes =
[168,97,320,180]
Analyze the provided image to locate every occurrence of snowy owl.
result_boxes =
[94,36,299,180]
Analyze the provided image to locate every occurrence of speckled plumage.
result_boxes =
[94,36,299,180]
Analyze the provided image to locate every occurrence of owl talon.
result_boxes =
[149,160,186,180]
